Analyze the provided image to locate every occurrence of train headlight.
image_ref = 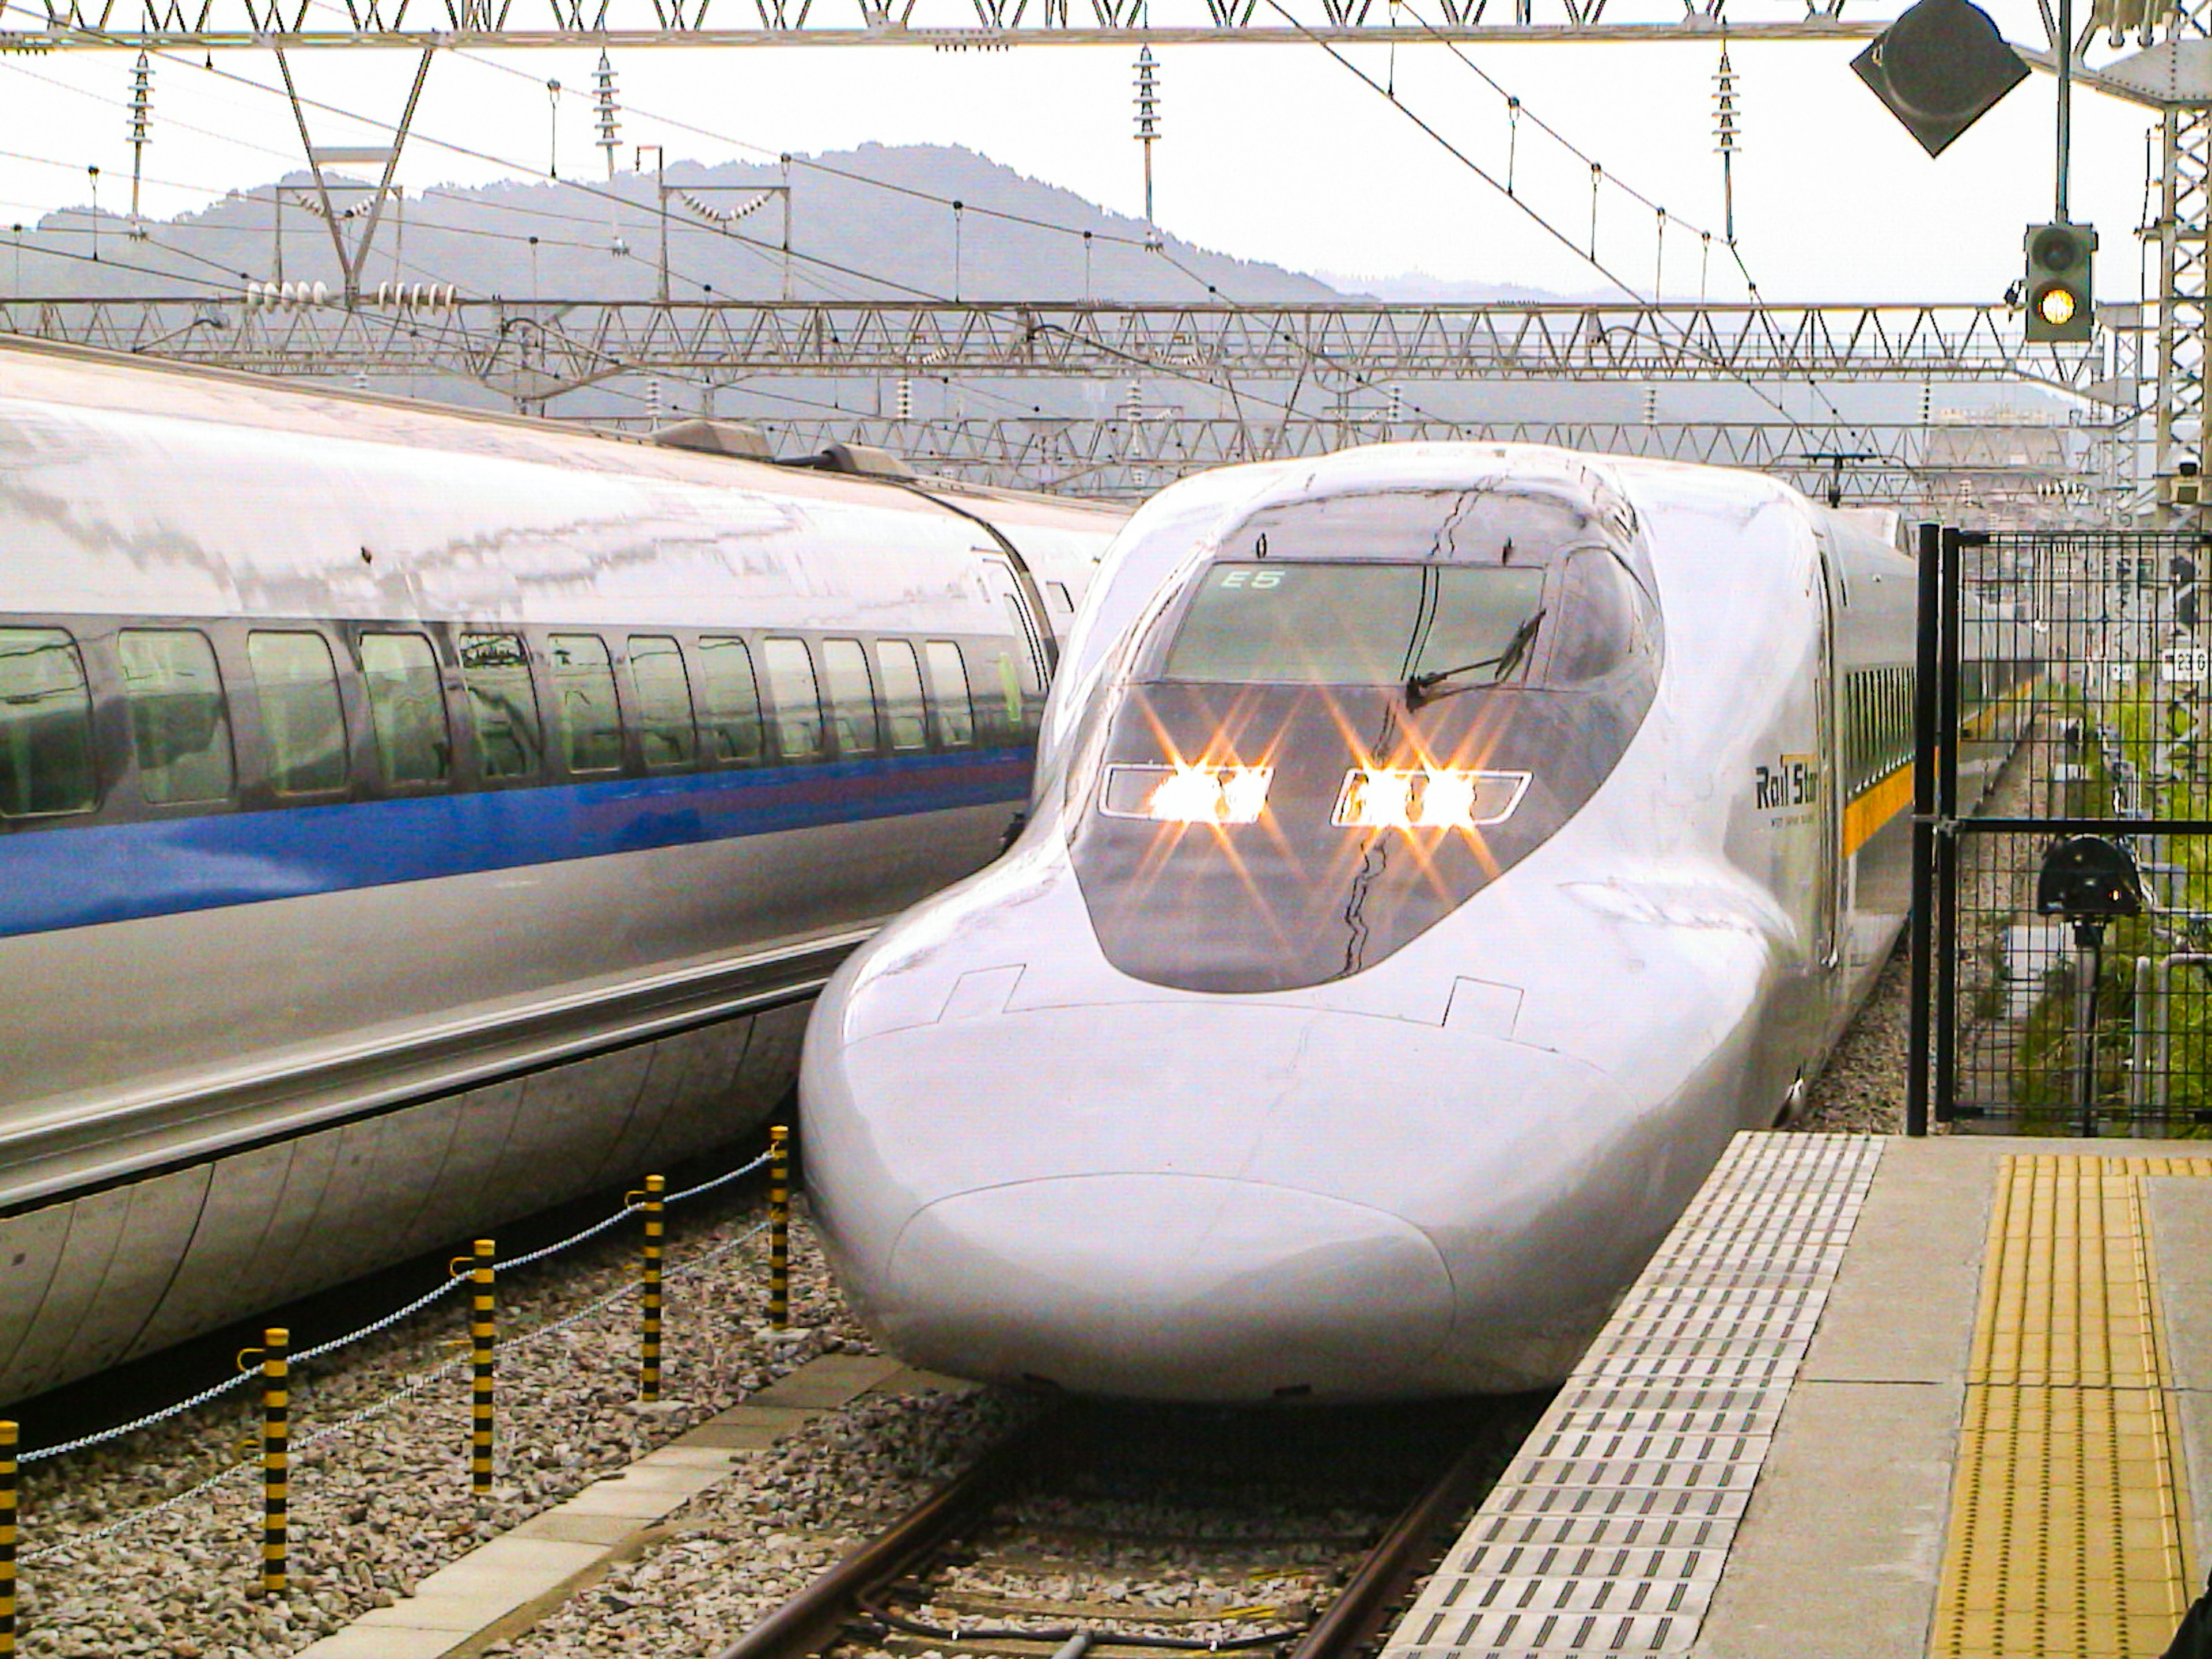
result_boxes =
[1333,768,1531,831]
[1103,763,1274,824]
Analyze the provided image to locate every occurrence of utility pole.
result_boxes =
[2056,0,2074,224]
[637,143,666,303]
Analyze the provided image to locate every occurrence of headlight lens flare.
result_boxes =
[1334,767,1530,830]
[1103,762,1274,825]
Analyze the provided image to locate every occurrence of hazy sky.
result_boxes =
[0,1,2172,303]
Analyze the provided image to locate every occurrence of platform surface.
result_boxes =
[1382,1132,2212,1659]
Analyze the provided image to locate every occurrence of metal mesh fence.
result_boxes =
[1919,527,2212,1135]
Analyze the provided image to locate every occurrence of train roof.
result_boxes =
[0,333,1123,534]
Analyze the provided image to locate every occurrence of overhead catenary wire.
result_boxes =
[1245,0,1859,441]
[4,30,1453,440]
[5,30,1843,459]
[1381,2,1854,429]
[390,36,1452,427]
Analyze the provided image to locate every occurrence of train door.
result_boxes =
[979,554,1053,733]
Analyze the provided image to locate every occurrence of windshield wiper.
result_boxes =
[1406,609,1546,708]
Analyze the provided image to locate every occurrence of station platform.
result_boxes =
[1380,1132,2212,1659]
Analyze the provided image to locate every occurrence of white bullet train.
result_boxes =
[800,442,2024,1403]
[0,338,1123,1408]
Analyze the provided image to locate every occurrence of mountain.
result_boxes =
[0,143,2058,432]
[0,142,1351,305]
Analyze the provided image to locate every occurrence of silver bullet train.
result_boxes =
[0,338,1124,1408]
[800,442,2029,1403]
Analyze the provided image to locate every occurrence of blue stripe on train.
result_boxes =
[0,747,1032,939]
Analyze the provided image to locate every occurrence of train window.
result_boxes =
[925,641,975,747]
[992,649,1025,729]
[1162,563,1550,687]
[458,632,541,780]
[119,628,234,805]
[696,637,764,765]
[822,639,879,756]
[248,631,349,795]
[764,638,824,761]
[549,634,623,774]
[360,632,450,786]
[628,635,696,769]
[1544,553,1642,684]
[875,639,928,752]
[0,626,96,818]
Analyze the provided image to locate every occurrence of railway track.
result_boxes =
[713,1397,1541,1659]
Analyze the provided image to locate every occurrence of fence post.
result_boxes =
[641,1175,665,1402]
[469,1240,495,1495]
[2,1418,16,1657]
[260,1328,289,1597]
[769,1125,791,1331]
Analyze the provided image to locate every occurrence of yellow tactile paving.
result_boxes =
[1932,1155,2207,1659]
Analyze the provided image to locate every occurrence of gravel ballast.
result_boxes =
[9,1184,872,1658]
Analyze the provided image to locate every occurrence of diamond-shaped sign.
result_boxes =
[1852,0,2030,157]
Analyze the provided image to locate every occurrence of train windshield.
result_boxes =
[1159,562,1550,687]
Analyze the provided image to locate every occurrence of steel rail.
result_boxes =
[1282,1436,1500,1659]
[708,1415,1058,1659]
[710,1404,1504,1659]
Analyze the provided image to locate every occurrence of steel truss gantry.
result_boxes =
[0,0,2172,524]
[602,412,2124,505]
[0,296,2127,396]
[0,0,1889,52]
[2152,36,2212,521]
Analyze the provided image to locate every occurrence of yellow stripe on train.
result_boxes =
[1844,762,1914,857]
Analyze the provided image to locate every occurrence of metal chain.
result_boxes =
[662,1147,772,1206]
[18,1368,260,1467]
[491,1204,640,1274]
[13,1151,781,1560]
[290,1276,467,1368]
[21,1457,259,1563]
[500,1219,772,1357]
[495,1146,773,1272]
[499,1277,642,1353]
[662,1218,771,1285]
[290,1356,468,1455]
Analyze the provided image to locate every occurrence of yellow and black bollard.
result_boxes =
[468,1239,495,1494]
[2,1418,17,1656]
[639,1175,665,1402]
[259,1328,289,1596]
[768,1125,791,1330]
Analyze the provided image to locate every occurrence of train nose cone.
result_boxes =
[881,1175,1453,1402]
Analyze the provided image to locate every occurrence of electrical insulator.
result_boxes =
[128,52,152,148]
[1713,46,1738,152]
[126,51,153,235]
[896,378,912,421]
[1134,46,1160,141]
[593,52,620,179]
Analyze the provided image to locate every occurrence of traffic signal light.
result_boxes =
[2024,221,2096,343]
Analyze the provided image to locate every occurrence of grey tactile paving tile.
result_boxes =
[1381,1134,1885,1659]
